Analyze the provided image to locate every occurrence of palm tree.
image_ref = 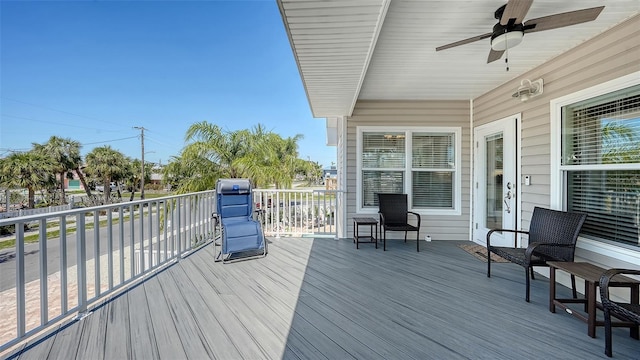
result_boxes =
[123,158,154,200]
[84,146,127,203]
[33,136,88,203]
[171,121,305,193]
[0,151,54,208]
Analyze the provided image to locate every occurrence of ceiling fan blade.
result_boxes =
[487,49,505,63]
[436,32,492,52]
[524,6,605,33]
[500,0,533,25]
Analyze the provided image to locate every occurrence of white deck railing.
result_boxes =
[252,188,339,238]
[0,187,341,351]
[0,191,216,352]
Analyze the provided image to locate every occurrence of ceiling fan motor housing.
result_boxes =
[490,22,524,51]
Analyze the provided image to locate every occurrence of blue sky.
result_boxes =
[0,0,336,168]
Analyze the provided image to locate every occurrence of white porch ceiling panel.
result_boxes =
[279,0,640,117]
[277,0,390,117]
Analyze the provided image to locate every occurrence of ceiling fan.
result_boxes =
[435,0,605,64]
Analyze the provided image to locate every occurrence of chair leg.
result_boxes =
[604,307,613,357]
[530,267,536,280]
[416,231,419,252]
[487,249,492,278]
[571,275,577,298]
[383,229,386,251]
[404,232,407,243]
[525,267,531,302]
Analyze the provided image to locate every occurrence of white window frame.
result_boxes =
[356,126,462,215]
[550,71,640,262]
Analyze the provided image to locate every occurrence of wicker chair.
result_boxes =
[600,268,640,357]
[486,206,587,302]
[377,193,421,252]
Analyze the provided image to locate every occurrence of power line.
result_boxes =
[81,136,138,146]
[1,113,128,133]
[1,96,131,131]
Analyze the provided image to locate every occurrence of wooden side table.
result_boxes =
[353,217,378,249]
[548,261,640,339]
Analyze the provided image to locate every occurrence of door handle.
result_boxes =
[504,191,512,213]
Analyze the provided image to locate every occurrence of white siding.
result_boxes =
[345,100,471,241]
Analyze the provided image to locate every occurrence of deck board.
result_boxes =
[5,237,640,359]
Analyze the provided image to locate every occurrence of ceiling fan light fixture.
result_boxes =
[491,30,524,51]
[512,78,543,102]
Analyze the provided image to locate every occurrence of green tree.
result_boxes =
[123,158,154,201]
[0,151,54,208]
[172,122,304,192]
[33,136,89,203]
[84,146,128,203]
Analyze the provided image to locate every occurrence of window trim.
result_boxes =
[356,126,462,215]
[550,71,640,256]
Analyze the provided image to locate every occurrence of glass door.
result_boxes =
[473,115,519,247]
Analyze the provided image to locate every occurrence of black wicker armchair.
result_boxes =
[600,268,640,357]
[486,206,587,302]
[377,193,421,252]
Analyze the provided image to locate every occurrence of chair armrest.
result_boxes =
[524,241,575,260]
[600,268,640,302]
[378,211,386,225]
[486,229,529,248]
[407,211,421,227]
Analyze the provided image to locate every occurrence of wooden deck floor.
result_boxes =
[5,237,639,359]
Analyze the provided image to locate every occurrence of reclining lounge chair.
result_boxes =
[213,178,266,263]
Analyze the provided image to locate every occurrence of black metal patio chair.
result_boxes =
[600,268,640,357]
[377,193,421,252]
[486,206,587,302]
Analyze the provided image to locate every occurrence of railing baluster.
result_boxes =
[119,207,125,284]
[107,209,113,290]
[139,203,145,272]
[129,204,135,278]
[148,201,153,270]
[177,197,182,260]
[76,214,87,316]
[16,221,26,338]
[39,218,48,325]
[163,201,168,262]
[171,199,175,258]
[60,216,68,314]
[93,210,100,297]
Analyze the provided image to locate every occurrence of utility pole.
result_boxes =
[134,126,146,200]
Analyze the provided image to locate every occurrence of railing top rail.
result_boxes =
[0,189,216,226]
[253,188,344,194]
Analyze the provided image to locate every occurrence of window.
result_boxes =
[559,83,640,247]
[357,127,461,214]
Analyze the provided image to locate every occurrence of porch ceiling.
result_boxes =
[277,0,640,118]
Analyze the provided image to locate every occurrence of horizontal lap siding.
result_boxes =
[473,14,640,232]
[346,100,471,241]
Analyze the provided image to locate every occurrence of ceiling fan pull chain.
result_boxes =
[505,33,510,71]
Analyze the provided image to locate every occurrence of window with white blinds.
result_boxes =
[359,128,459,211]
[412,133,455,208]
[561,84,640,247]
